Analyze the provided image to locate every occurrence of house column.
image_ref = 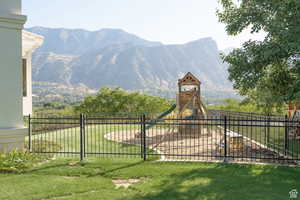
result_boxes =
[0,0,28,152]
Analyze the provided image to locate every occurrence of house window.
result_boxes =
[22,59,27,97]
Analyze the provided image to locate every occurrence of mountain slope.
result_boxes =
[70,38,231,91]
[28,27,233,98]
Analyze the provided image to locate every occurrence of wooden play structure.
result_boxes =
[177,72,207,119]
[176,72,207,134]
[135,72,208,137]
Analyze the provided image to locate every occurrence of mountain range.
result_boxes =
[27,26,235,100]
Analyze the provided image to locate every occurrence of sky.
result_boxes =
[23,0,265,50]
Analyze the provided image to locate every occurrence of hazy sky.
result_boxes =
[23,0,265,50]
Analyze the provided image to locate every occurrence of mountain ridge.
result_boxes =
[27,26,235,99]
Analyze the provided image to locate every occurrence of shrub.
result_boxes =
[0,150,47,173]
[25,140,62,153]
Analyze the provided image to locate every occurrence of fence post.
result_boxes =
[284,115,288,156]
[80,113,84,161]
[28,114,32,153]
[224,115,227,162]
[83,114,86,158]
[250,113,253,141]
[142,114,147,161]
[267,114,270,146]
[140,115,143,159]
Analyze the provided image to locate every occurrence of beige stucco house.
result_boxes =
[0,0,43,152]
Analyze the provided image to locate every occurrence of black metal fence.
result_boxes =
[27,111,300,165]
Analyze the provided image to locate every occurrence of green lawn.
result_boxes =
[28,124,142,158]
[0,158,299,200]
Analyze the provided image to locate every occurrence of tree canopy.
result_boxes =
[74,87,172,116]
[217,0,300,112]
[208,98,285,114]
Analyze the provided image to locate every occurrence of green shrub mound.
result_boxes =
[0,150,47,173]
[25,140,62,153]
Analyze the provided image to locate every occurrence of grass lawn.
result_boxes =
[28,124,142,157]
[0,158,299,200]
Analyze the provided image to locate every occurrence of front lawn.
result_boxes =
[0,158,299,200]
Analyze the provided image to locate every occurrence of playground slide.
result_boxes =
[145,104,177,130]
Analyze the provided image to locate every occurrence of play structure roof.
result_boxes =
[178,72,201,86]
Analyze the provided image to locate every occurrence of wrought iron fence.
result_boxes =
[27,112,300,165]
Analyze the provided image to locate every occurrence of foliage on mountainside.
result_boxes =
[217,0,300,109]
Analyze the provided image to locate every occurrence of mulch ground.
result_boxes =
[105,128,299,165]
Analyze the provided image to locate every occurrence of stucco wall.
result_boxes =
[0,0,43,152]
[0,0,21,15]
[0,0,27,152]
[0,27,24,128]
